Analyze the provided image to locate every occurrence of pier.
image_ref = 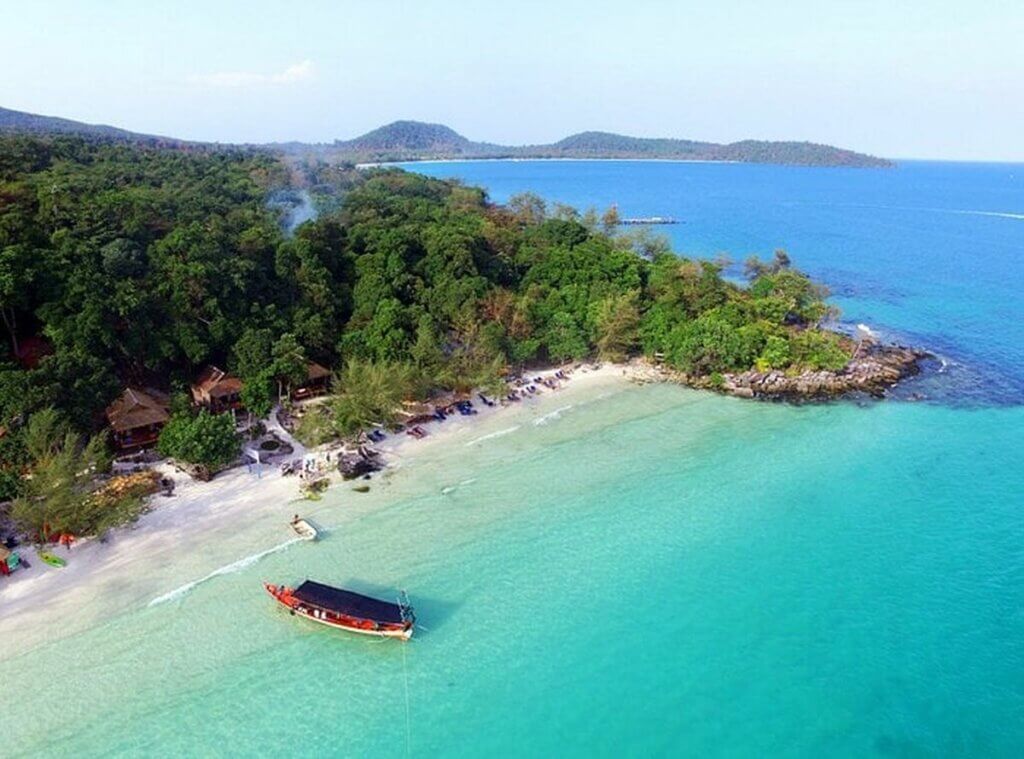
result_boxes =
[619,216,680,225]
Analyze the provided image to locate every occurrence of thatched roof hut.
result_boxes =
[105,388,170,449]
[292,362,331,400]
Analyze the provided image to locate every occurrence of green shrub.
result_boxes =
[789,331,850,370]
[158,410,239,471]
[293,406,336,447]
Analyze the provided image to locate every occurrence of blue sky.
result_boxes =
[1,0,1021,160]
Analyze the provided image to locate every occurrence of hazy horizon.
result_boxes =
[2,0,1021,161]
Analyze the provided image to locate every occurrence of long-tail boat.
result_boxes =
[264,580,415,641]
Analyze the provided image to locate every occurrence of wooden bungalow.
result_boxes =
[106,387,170,451]
[191,366,243,413]
[291,361,331,401]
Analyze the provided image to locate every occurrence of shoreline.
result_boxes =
[0,341,926,659]
[358,157,742,168]
[0,363,638,661]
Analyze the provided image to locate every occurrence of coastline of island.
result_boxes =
[0,335,933,661]
[0,363,634,658]
[0,135,932,658]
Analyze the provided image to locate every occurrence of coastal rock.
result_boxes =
[338,448,384,480]
[656,343,929,402]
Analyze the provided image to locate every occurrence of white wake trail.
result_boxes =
[147,537,304,607]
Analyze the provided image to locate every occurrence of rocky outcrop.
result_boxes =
[716,344,928,401]
[338,447,384,480]
[650,343,930,402]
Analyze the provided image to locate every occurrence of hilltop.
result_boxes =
[317,121,891,167]
[0,106,891,168]
[335,120,474,153]
[0,106,188,147]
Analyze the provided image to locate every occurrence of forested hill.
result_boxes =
[319,121,892,167]
[0,134,853,501]
[0,105,890,167]
[0,106,187,147]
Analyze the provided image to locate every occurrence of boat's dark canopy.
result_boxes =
[293,580,406,624]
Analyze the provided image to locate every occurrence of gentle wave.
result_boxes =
[441,477,479,495]
[465,426,520,446]
[534,405,574,426]
[147,537,303,607]
[947,209,1024,221]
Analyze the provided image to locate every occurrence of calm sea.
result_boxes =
[1,160,1022,757]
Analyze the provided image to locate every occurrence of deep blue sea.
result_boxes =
[1,160,1022,757]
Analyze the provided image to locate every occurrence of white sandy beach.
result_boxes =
[0,363,642,660]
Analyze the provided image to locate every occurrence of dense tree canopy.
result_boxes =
[0,135,850,501]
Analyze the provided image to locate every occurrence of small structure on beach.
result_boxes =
[395,400,435,426]
[105,387,171,450]
[291,361,331,401]
[191,366,243,413]
[0,546,23,576]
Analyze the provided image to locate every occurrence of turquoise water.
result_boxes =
[2,161,1023,757]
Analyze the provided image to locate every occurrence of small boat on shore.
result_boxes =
[265,580,415,640]
[39,552,66,568]
[290,517,319,541]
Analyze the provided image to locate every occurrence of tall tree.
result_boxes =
[593,290,641,361]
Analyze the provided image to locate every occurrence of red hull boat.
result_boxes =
[265,580,415,641]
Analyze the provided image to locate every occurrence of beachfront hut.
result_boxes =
[105,387,170,450]
[191,366,243,413]
[291,361,331,401]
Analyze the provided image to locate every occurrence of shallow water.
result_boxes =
[2,160,1023,756]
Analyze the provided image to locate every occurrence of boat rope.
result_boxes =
[402,640,412,758]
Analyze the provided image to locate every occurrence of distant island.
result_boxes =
[279,120,892,168]
[0,106,891,168]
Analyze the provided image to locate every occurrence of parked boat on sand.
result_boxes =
[290,517,319,541]
[39,552,67,568]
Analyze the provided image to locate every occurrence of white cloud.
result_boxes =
[191,60,314,88]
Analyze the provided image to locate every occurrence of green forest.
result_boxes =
[0,135,850,505]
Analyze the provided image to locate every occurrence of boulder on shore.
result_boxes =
[338,448,384,480]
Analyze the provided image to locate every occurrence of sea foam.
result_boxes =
[465,426,520,446]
